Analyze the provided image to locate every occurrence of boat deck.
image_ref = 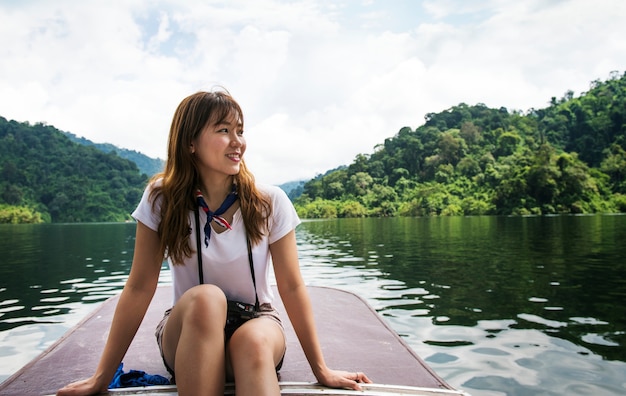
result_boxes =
[0,286,461,395]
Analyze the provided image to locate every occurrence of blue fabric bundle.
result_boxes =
[109,363,170,389]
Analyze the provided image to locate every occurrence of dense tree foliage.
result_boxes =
[0,117,148,223]
[64,132,164,176]
[3,72,625,222]
[295,71,626,218]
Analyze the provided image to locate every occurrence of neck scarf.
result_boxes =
[196,185,238,247]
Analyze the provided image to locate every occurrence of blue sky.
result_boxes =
[1,0,625,184]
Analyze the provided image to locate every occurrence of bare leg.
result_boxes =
[227,318,286,396]
[162,284,228,396]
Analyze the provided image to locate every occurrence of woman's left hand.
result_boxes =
[317,369,372,391]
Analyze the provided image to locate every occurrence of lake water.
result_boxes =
[1,216,625,395]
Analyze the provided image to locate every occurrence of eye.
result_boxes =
[217,128,228,133]
[237,129,244,136]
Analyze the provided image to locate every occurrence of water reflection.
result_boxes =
[0,224,134,333]
[0,223,173,380]
[296,216,626,395]
[1,217,625,395]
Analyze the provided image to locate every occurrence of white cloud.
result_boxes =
[1,0,626,185]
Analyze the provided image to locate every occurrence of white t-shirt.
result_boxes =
[132,181,301,306]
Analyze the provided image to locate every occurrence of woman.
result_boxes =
[57,90,371,395]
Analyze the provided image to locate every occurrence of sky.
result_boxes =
[1,0,625,185]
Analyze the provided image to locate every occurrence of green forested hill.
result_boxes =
[0,117,148,223]
[63,132,164,176]
[295,71,626,217]
[3,72,625,223]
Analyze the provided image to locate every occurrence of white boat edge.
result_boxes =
[46,382,471,395]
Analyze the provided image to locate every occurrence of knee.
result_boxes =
[229,326,275,365]
[179,284,227,327]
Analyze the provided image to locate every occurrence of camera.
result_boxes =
[226,300,257,328]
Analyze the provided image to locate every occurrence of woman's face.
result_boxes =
[191,113,246,179]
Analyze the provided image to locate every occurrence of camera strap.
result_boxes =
[195,206,260,311]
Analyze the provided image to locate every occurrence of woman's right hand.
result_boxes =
[56,376,108,396]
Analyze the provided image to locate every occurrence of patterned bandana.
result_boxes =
[196,185,238,247]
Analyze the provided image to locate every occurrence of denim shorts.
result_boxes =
[155,303,285,377]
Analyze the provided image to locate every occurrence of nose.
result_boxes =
[230,133,243,146]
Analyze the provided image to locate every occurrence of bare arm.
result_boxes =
[57,222,163,395]
[271,230,371,390]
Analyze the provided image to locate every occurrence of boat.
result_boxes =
[0,285,470,395]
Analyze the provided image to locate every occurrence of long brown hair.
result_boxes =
[149,90,271,265]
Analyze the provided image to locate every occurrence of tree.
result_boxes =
[495,131,521,157]
[293,72,626,218]
[601,144,626,193]
[0,117,148,222]
[437,132,466,166]
[347,172,373,197]
[459,121,482,146]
